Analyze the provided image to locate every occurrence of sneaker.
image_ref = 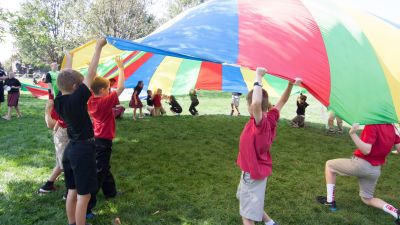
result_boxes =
[395,211,400,225]
[38,181,55,193]
[316,196,337,212]
[326,129,336,134]
[62,191,68,200]
[86,212,96,219]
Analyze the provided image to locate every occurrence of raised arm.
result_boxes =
[64,52,73,69]
[85,38,107,87]
[115,56,125,96]
[274,78,302,111]
[251,67,265,125]
[349,123,372,155]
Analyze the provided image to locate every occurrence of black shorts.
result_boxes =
[0,85,4,102]
[62,140,98,195]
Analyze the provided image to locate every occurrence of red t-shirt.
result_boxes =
[353,124,400,166]
[153,94,161,107]
[236,108,280,180]
[50,107,67,128]
[88,91,119,140]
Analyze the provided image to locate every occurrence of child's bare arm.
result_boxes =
[275,78,301,111]
[251,67,265,125]
[64,52,73,69]
[115,56,125,96]
[85,38,107,87]
[44,100,56,129]
[349,123,372,155]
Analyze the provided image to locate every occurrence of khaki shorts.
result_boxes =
[327,157,381,198]
[231,97,240,107]
[54,127,69,170]
[236,172,268,221]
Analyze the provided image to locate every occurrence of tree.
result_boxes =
[167,0,207,19]
[0,8,7,42]
[83,0,156,40]
[8,0,89,66]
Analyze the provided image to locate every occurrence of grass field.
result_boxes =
[0,93,399,225]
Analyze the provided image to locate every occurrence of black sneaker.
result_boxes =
[316,196,337,212]
[38,181,55,193]
[395,210,400,225]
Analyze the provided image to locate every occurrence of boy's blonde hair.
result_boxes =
[91,77,110,95]
[246,89,270,112]
[57,69,84,93]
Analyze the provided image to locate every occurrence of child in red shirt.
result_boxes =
[153,88,166,116]
[317,123,400,224]
[86,56,126,217]
[236,67,301,225]
[38,93,69,193]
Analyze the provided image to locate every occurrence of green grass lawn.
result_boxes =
[0,93,399,225]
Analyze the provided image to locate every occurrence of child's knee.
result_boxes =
[360,197,372,205]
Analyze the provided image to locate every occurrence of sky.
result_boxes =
[0,0,170,64]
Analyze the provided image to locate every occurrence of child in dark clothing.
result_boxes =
[54,39,106,225]
[2,72,22,120]
[146,90,154,116]
[189,89,199,116]
[168,95,182,115]
[290,93,308,128]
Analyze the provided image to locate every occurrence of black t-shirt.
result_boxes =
[45,72,52,83]
[5,78,21,93]
[296,101,309,116]
[146,95,154,106]
[0,69,6,86]
[54,84,94,141]
[134,86,143,96]
[169,97,181,108]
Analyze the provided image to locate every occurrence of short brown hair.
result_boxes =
[91,77,110,95]
[57,69,84,93]
[300,94,307,101]
[246,89,270,112]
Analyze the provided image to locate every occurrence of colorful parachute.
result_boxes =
[105,0,400,125]
[63,42,304,97]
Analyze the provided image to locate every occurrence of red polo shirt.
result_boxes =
[153,94,162,107]
[354,124,400,166]
[88,91,119,140]
[237,108,280,180]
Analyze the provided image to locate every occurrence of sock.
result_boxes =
[265,220,275,225]
[383,204,398,218]
[326,184,335,203]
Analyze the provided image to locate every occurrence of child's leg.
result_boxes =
[361,197,399,219]
[327,112,335,130]
[2,106,11,120]
[336,117,343,131]
[15,106,21,117]
[235,106,240,115]
[133,108,137,119]
[66,189,77,224]
[139,107,143,117]
[75,193,91,225]
[242,217,255,225]
[48,165,62,182]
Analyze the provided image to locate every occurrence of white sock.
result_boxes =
[326,184,335,203]
[265,220,275,225]
[383,204,398,218]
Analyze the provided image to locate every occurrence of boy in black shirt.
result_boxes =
[2,72,22,120]
[290,93,309,128]
[54,39,106,225]
[0,65,6,107]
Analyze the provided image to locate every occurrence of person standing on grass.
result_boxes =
[316,123,400,224]
[86,56,126,218]
[129,81,144,120]
[54,39,107,225]
[2,72,22,120]
[327,111,343,134]
[289,93,308,128]
[38,91,69,194]
[189,89,199,115]
[45,62,61,96]
[0,63,6,110]
[231,92,241,116]
[236,67,301,225]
